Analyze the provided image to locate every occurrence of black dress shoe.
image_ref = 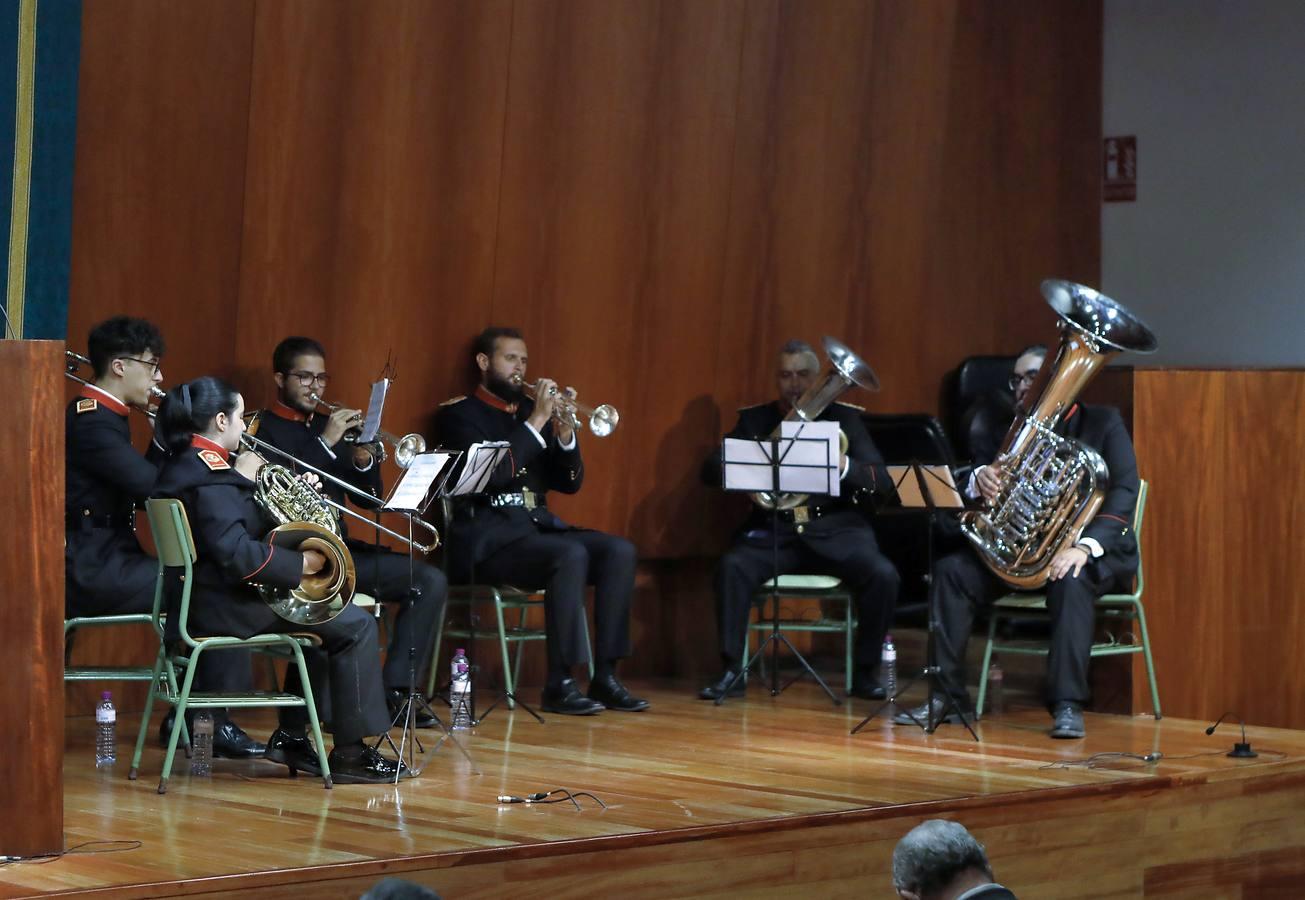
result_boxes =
[698,671,745,701]
[1050,702,1086,739]
[587,675,650,712]
[328,745,412,784]
[386,689,438,728]
[264,728,323,777]
[849,682,888,701]
[892,695,973,727]
[212,721,267,759]
[541,678,605,715]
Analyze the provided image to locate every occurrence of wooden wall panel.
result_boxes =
[1133,369,1305,730]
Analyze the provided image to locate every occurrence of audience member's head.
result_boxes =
[359,877,441,900]
[893,819,1012,900]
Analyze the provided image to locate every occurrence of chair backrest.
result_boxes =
[146,499,197,568]
[862,413,957,467]
[1131,479,1148,596]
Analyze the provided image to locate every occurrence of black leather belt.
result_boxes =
[776,505,831,525]
[66,509,135,531]
[487,490,544,511]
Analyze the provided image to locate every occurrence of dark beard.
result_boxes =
[486,372,524,402]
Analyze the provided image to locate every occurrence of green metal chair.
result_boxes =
[129,498,334,792]
[64,613,158,685]
[975,480,1159,719]
[748,575,856,691]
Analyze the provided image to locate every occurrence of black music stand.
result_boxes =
[715,422,842,706]
[851,462,979,741]
[439,442,545,727]
[371,450,480,779]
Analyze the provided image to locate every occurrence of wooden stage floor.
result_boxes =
[6,680,1305,899]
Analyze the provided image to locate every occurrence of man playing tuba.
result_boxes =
[699,339,900,701]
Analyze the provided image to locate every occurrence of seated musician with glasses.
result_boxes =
[434,327,648,715]
[66,317,264,759]
[699,339,900,701]
[152,377,405,783]
[246,337,448,726]
[895,345,1140,739]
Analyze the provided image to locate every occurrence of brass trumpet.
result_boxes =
[307,390,428,469]
[513,376,620,437]
[64,350,165,418]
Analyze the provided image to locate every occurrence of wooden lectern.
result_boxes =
[0,340,64,857]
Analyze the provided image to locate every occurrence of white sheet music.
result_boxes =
[722,420,840,496]
[357,378,389,444]
[384,452,454,511]
[449,441,510,496]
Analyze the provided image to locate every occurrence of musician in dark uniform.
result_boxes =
[247,337,447,725]
[152,376,405,783]
[895,347,1141,739]
[700,340,900,701]
[434,327,647,716]
[66,317,263,759]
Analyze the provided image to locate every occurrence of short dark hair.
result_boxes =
[892,820,994,896]
[155,376,242,454]
[87,316,165,379]
[473,327,523,360]
[1017,343,1049,360]
[273,337,326,375]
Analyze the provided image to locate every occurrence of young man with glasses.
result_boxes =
[66,316,265,759]
[247,337,448,726]
[897,343,1141,740]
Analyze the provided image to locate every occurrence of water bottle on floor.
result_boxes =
[190,710,214,777]
[881,635,898,715]
[95,691,116,767]
[451,648,472,730]
[988,659,1005,717]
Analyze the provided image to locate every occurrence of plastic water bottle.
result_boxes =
[190,711,214,777]
[451,648,472,730]
[988,659,1005,717]
[95,691,117,767]
[881,635,898,714]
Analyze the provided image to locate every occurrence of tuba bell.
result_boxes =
[959,280,1157,589]
[751,336,879,510]
[251,463,356,625]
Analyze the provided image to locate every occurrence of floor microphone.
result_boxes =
[1205,711,1258,758]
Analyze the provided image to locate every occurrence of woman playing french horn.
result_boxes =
[152,376,407,784]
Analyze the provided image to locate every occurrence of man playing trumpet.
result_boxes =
[247,337,448,725]
[434,327,647,715]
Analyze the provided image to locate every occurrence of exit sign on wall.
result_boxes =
[1104,136,1137,202]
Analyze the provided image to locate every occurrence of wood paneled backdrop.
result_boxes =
[64,1,1103,693]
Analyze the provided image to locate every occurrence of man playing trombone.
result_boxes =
[434,327,648,715]
[247,337,448,725]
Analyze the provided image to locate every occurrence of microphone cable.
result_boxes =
[497,789,607,811]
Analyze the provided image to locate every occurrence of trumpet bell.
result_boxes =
[394,433,428,469]
[588,404,619,437]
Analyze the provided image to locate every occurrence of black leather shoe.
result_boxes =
[212,721,267,759]
[541,678,605,715]
[328,745,412,784]
[587,675,650,712]
[263,728,323,777]
[699,671,746,701]
[1050,702,1086,739]
[892,695,973,727]
[386,689,438,728]
[849,682,888,701]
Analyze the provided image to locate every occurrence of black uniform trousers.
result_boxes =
[350,546,447,690]
[716,526,900,676]
[931,548,1126,709]
[459,530,636,672]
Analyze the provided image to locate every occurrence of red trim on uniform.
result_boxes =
[243,541,277,580]
[1097,513,1129,525]
[1064,403,1079,421]
[190,434,231,462]
[270,400,310,423]
[476,384,519,415]
[78,384,129,416]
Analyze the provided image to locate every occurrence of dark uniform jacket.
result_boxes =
[152,440,305,639]
[706,400,892,543]
[434,386,584,564]
[247,403,383,547]
[978,403,1140,581]
[65,386,167,611]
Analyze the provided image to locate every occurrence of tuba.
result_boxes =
[959,280,1157,589]
[251,463,356,625]
[752,336,879,510]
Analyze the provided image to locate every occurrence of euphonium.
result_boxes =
[251,462,356,626]
[751,336,879,511]
[959,280,1157,589]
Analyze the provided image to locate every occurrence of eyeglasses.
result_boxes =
[1008,371,1040,391]
[119,356,162,375]
[287,371,330,387]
